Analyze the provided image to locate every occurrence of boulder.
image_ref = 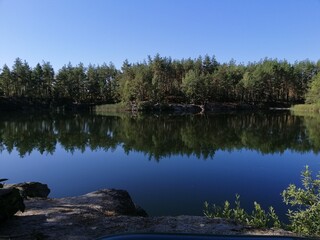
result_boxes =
[55,189,147,217]
[7,182,50,199]
[0,188,25,222]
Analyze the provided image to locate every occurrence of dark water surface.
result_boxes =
[1,111,320,219]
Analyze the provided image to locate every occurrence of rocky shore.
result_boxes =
[0,184,294,240]
[129,102,263,113]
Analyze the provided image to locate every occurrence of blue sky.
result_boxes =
[0,0,319,70]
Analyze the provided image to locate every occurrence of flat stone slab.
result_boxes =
[0,189,294,240]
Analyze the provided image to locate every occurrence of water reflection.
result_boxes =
[1,111,320,218]
[0,111,319,159]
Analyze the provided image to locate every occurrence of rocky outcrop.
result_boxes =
[0,188,295,240]
[0,182,49,223]
[0,188,25,222]
[7,182,50,199]
[132,101,262,113]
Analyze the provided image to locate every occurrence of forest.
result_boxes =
[0,55,320,108]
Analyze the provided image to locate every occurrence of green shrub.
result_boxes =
[291,104,320,114]
[268,206,281,229]
[204,194,280,228]
[305,72,320,105]
[282,166,320,236]
[94,103,127,112]
[204,166,320,236]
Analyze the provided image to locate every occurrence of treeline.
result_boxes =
[0,59,119,105]
[0,55,320,107]
[120,55,320,106]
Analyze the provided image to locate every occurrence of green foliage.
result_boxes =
[233,194,248,224]
[0,64,12,97]
[204,166,320,236]
[181,70,210,104]
[1,55,319,107]
[291,104,320,114]
[203,200,235,219]
[248,202,268,228]
[306,72,320,104]
[119,63,153,103]
[282,166,320,236]
[268,206,281,229]
[94,103,127,112]
[204,194,281,228]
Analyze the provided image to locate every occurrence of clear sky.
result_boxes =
[0,0,319,70]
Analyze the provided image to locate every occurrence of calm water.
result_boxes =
[1,110,320,220]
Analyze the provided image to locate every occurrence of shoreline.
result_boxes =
[0,96,294,113]
[0,185,294,240]
[95,102,292,114]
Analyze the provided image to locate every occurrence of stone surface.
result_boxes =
[0,189,295,240]
[6,182,50,199]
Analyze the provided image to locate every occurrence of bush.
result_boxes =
[204,166,320,236]
[282,166,320,236]
[291,104,320,114]
[204,194,281,228]
[306,72,320,104]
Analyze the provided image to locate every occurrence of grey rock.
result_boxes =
[7,182,50,199]
[135,205,148,217]
[0,188,25,222]
[0,189,295,240]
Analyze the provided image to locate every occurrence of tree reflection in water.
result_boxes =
[0,111,319,160]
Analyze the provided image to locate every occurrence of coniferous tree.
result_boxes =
[0,64,12,97]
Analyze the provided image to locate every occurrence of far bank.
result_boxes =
[94,101,292,114]
[291,103,320,114]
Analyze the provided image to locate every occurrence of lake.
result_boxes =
[1,110,320,220]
